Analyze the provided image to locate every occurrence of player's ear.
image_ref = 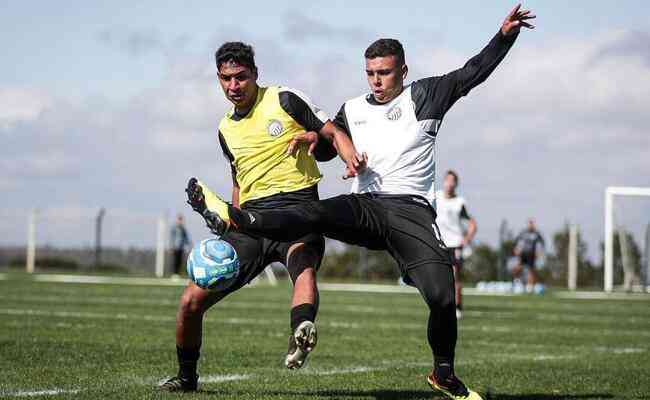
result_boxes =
[401,64,408,81]
[253,67,259,81]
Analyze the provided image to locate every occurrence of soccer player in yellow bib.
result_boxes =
[160,42,363,392]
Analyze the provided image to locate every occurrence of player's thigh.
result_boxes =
[214,231,270,295]
[385,202,451,272]
[308,194,385,249]
[276,234,325,283]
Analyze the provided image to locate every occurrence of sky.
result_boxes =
[1,0,649,263]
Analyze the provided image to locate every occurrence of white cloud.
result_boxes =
[0,88,53,128]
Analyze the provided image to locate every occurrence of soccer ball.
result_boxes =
[186,238,240,291]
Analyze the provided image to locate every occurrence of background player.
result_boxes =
[512,218,545,292]
[169,214,191,278]
[161,42,361,392]
[186,5,535,399]
[436,170,477,319]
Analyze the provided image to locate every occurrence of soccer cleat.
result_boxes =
[159,375,198,392]
[456,308,463,320]
[427,371,483,400]
[186,177,230,236]
[285,320,318,370]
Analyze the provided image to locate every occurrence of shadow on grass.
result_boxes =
[486,395,614,400]
[199,389,440,399]
[199,389,615,400]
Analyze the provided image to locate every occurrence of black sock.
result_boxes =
[434,356,454,380]
[456,304,463,311]
[176,346,200,379]
[290,303,317,333]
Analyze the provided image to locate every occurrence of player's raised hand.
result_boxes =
[287,131,318,156]
[342,152,368,180]
[501,4,535,36]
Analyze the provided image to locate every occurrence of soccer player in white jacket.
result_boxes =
[436,170,477,319]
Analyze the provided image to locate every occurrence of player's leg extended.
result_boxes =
[284,240,323,369]
[160,283,226,392]
[187,178,381,247]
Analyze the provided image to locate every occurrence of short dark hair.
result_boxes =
[364,39,405,65]
[446,170,459,185]
[215,42,256,72]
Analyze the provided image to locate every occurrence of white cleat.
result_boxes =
[285,321,317,370]
[456,308,463,320]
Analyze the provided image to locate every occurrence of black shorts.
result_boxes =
[312,193,452,276]
[217,186,324,295]
[448,247,464,268]
[519,252,536,268]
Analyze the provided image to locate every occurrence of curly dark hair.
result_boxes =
[364,38,405,65]
[215,42,256,72]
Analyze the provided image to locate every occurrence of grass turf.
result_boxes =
[0,275,649,399]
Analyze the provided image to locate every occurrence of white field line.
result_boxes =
[4,306,648,341]
[153,366,382,388]
[553,291,650,301]
[3,273,650,301]
[4,293,648,326]
[1,389,80,397]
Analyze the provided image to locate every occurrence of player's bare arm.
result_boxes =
[287,122,366,178]
[463,218,477,246]
[231,182,240,209]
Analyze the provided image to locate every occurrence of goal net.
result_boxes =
[604,187,650,292]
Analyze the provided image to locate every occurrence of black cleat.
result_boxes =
[427,370,483,399]
[185,177,230,236]
[159,375,198,392]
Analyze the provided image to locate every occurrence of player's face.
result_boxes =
[365,55,408,104]
[528,219,535,231]
[443,174,457,195]
[218,61,258,109]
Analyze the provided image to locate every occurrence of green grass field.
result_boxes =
[1,274,649,399]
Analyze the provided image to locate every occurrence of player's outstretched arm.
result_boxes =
[433,4,535,114]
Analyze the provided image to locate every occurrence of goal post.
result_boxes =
[604,186,650,292]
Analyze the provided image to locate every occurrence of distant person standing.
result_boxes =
[512,218,545,292]
[436,170,477,319]
[170,215,191,277]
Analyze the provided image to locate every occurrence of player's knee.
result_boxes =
[421,285,455,312]
[286,242,322,284]
[302,201,328,226]
[179,288,210,318]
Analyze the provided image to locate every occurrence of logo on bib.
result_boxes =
[386,105,402,121]
[267,119,284,137]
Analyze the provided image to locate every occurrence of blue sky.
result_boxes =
[1,1,649,264]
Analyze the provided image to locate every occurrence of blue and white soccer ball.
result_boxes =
[186,238,240,291]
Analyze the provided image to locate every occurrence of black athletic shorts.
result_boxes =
[519,252,536,268]
[312,193,452,280]
[218,185,324,295]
